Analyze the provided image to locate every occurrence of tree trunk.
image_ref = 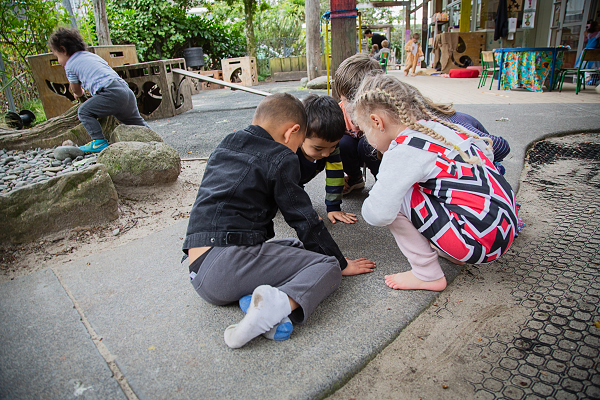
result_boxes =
[305,0,321,80]
[92,0,112,45]
[243,0,257,58]
[0,105,118,151]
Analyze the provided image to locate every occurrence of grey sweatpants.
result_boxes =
[187,238,342,324]
[78,78,148,141]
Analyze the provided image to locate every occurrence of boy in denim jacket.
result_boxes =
[183,93,375,349]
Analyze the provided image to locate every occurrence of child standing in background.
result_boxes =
[298,94,357,224]
[350,74,518,291]
[404,33,424,77]
[48,27,148,153]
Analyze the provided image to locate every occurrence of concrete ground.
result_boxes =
[1,71,599,400]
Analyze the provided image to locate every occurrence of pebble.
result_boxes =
[0,147,97,195]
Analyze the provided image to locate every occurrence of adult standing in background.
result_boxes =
[364,29,387,51]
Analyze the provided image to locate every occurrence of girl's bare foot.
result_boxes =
[384,271,447,291]
[403,71,408,76]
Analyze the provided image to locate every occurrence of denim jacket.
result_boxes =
[183,125,348,270]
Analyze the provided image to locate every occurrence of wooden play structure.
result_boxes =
[220,57,258,87]
[113,59,192,120]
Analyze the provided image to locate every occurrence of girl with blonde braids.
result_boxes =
[351,74,519,291]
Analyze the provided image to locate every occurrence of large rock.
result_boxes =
[107,125,163,144]
[306,76,332,90]
[97,141,181,186]
[0,164,118,243]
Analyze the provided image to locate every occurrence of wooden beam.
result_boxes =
[368,1,410,7]
[305,0,322,80]
[172,69,271,97]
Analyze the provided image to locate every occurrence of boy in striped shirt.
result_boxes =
[297,94,357,224]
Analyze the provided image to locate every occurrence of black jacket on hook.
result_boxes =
[494,0,508,41]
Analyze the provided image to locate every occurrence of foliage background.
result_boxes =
[0,0,71,112]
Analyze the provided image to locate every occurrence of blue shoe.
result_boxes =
[79,139,108,154]
[239,294,293,341]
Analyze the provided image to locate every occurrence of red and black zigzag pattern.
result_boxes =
[396,134,519,264]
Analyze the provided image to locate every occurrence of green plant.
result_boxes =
[21,98,46,125]
[85,0,245,66]
[254,0,306,59]
[0,0,71,65]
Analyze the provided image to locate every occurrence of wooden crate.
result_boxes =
[221,57,257,87]
[114,59,192,120]
[200,70,224,91]
[88,45,138,68]
[187,69,224,94]
[27,53,75,119]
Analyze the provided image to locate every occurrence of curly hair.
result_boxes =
[48,27,87,56]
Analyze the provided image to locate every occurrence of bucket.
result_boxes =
[183,47,205,68]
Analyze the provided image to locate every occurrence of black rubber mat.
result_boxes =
[471,135,600,400]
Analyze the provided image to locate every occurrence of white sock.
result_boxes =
[224,285,292,349]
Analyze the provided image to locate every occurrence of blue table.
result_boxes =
[495,47,569,92]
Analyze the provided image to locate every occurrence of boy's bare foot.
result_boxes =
[403,71,408,76]
[384,271,447,291]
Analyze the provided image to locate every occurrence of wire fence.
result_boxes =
[1,54,39,114]
[256,58,271,79]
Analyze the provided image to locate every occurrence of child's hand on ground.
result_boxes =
[328,211,358,224]
[342,257,376,276]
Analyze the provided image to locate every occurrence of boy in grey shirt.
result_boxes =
[48,27,147,153]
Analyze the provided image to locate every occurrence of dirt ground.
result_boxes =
[0,159,206,284]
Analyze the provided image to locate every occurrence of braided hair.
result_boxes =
[350,74,488,165]
[399,81,494,151]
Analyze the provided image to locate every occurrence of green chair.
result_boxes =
[478,51,499,90]
[380,51,389,73]
[557,49,600,94]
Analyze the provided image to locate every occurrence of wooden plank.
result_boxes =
[173,69,271,96]
[272,71,308,82]
[281,57,292,73]
[269,58,283,73]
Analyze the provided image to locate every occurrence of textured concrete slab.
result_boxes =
[52,179,462,399]
[451,103,600,192]
[0,269,126,400]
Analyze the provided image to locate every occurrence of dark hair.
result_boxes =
[48,27,87,56]
[254,93,307,133]
[588,20,598,33]
[333,53,382,101]
[364,29,372,35]
[302,94,345,142]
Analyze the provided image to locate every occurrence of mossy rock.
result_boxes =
[107,125,163,144]
[0,164,118,244]
[97,141,181,186]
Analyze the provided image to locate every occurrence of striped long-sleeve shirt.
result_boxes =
[444,112,511,163]
[297,146,345,213]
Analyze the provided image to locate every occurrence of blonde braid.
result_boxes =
[383,90,481,165]
[352,74,483,165]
